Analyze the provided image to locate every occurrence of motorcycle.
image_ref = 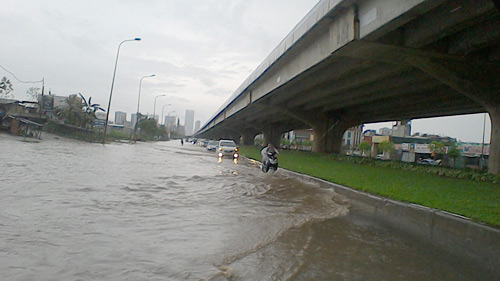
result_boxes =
[261,152,278,173]
[217,150,224,163]
[233,148,239,164]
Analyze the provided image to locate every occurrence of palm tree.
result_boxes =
[79,93,105,129]
[79,93,104,115]
[56,93,104,129]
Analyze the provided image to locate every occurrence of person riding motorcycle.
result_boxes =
[261,144,279,172]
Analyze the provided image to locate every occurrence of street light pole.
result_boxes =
[153,94,166,124]
[161,104,172,126]
[102,37,141,144]
[133,74,156,141]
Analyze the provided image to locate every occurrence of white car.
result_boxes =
[207,140,218,151]
[217,139,238,157]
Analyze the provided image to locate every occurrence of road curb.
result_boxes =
[277,167,500,274]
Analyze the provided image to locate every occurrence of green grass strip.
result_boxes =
[240,146,500,227]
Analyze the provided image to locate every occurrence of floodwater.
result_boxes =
[0,133,495,280]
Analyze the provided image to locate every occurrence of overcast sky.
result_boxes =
[1,0,491,143]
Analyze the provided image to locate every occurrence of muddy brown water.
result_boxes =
[0,133,495,280]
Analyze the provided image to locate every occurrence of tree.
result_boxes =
[0,76,14,98]
[79,93,104,129]
[429,141,445,159]
[26,87,41,101]
[79,93,104,115]
[139,118,159,141]
[379,141,395,156]
[359,141,371,157]
[447,144,461,167]
[56,94,85,127]
[56,93,104,129]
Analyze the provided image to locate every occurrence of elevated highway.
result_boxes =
[196,0,500,174]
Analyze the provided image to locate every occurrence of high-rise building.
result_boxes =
[165,115,176,131]
[194,120,201,133]
[184,109,194,136]
[115,111,127,125]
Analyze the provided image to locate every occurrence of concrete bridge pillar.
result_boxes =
[405,57,500,174]
[231,134,241,144]
[282,109,329,153]
[262,125,282,148]
[325,121,356,154]
[487,105,500,175]
[240,131,258,146]
[223,130,241,144]
[311,118,328,153]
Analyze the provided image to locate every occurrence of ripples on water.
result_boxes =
[0,133,494,280]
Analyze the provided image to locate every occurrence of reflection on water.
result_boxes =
[0,133,494,280]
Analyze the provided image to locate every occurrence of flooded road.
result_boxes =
[0,133,494,280]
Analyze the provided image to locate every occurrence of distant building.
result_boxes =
[184,109,194,136]
[95,112,106,127]
[37,94,81,118]
[392,120,411,137]
[176,125,185,137]
[148,114,159,122]
[52,95,80,109]
[165,115,176,131]
[379,127,392,136]
[294,129,314,141]
[194,120,201,133]
[115,111,127,125]
[343,125,363,148]
[95,112,106,120]
[458,142,490,157]
[364,130,377,136]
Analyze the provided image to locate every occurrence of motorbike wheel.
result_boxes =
[218,156,223,163]
[261,164,268,173]
[233,158,238,164]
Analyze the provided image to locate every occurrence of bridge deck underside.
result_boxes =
[227,56,484,134]
[204,0,500,138]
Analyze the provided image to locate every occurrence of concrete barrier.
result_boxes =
[280,169,500,274]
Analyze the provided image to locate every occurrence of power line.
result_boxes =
[0,63,43,84]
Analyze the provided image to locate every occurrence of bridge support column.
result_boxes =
[283,110,329,153]
[263,125,282,148]
[326,121,356,154]
[404,56,500,174]
[488,105,500,175]
[312,118,328,153]
[241,131,257,146]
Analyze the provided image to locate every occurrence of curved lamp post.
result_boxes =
[102,37,141,144]
[153,94,166,124]
[133,74,156,141]
[161,104,172,126]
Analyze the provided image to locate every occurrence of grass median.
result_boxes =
[240,146,500,227]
